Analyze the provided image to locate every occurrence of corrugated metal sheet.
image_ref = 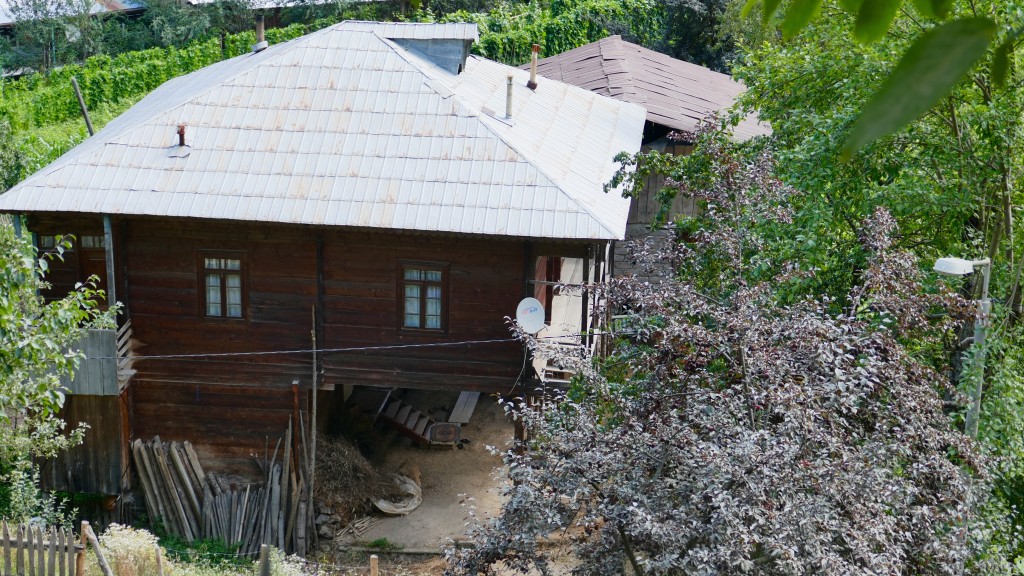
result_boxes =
[528,35,770,141]
[0,21,643,240]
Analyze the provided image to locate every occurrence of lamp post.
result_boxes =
[934,257,992,439]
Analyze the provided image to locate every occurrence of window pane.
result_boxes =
[405,285,420,314]
[38,235,56,249]
[405,268,423,281]
[426,287,441,314]
[206,274,222,316]
[225,259,241,271]
[425,285,441,329]
[226,274,242,317]
[425,270,442,282]
[81,235,105,248]
[404,313,421,328]
[205,258,218,269]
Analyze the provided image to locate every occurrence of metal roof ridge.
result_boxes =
[596,35,644,106]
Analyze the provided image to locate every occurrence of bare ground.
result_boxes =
[332,390,513,552]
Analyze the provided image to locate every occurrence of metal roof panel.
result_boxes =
[0,21,643,240]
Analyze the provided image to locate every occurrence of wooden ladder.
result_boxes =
[380,398,435,446]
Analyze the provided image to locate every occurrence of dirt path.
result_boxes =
[345,391,513,551]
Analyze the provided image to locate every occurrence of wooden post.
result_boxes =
[16,524,24,576]
[71,77,95,136]
[310,305,317,533]
[154,544,164,576]
[369,554,379,576]
[56,528,65,576]
[84,523,113,576]
[1,521,9,576]
[258,544,270,576]
[48,526,57,576]
[27,524,36,576]
[76,522,88,576]
[103,215,117,309]
[581,245,590,348]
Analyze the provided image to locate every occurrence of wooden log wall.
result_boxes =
[26,214,594,476]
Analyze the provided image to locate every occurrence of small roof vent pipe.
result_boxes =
[177,124,186,146]
[505,75,514,119]
[527,44,539,90]
[253,15,268,53]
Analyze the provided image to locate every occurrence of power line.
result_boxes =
[84,337,521,361]
[80,334,585,362]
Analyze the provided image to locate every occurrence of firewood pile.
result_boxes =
[131,416,314,557]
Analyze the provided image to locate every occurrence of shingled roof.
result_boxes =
[0,22,646,240]
[528,35,769,140]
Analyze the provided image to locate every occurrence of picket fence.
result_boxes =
[1,522,79,576]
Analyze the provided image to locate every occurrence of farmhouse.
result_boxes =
[526,35,769,278]
[0,21,645,495]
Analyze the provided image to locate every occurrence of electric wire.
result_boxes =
[82,334,585,362]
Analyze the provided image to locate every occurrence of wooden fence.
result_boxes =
[1,523,79,576]
[1,520,118,576]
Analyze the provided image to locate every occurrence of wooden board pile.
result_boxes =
[131,416,315,557]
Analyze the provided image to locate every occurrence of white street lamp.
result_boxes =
[934,256,991,438]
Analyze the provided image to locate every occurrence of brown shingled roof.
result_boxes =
[527,36,769,140]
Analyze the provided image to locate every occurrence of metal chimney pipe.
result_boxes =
[253,15,268,53]
[506,75,513,119]
[177,124,186,147]
[527,44,539,90]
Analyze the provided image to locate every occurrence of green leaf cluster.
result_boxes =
[0,221,116,521]
[438,0,664,65]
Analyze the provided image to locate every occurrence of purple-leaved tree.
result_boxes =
[444,124,984,575]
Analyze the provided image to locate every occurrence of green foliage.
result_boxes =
[734,0,1024,565]
[364,537,404,551]
[738,0,1021,156]
[843,17,997,159]
[438,0,664,65]
[0,223,115,522]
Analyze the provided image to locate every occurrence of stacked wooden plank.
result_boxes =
[131,416,315,557]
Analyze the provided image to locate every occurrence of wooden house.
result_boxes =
[0,22,646,491]
[528,36,770,279]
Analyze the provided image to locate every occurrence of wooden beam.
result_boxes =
[103,215,117,308]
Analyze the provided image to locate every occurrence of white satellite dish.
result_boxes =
[516,297,546,334]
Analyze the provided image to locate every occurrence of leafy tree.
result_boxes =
[445,125,984,575]
[0,121,26,192]
[438,0,664,65]
[733,2,1024,562]
[0,222,114,521]
[6,0,83,71]
[144,0,213,48]
[649,0,732,72]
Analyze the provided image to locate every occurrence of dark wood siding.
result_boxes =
[320,231,525,391]
[39,394,126,494]
[24,216,547,472]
